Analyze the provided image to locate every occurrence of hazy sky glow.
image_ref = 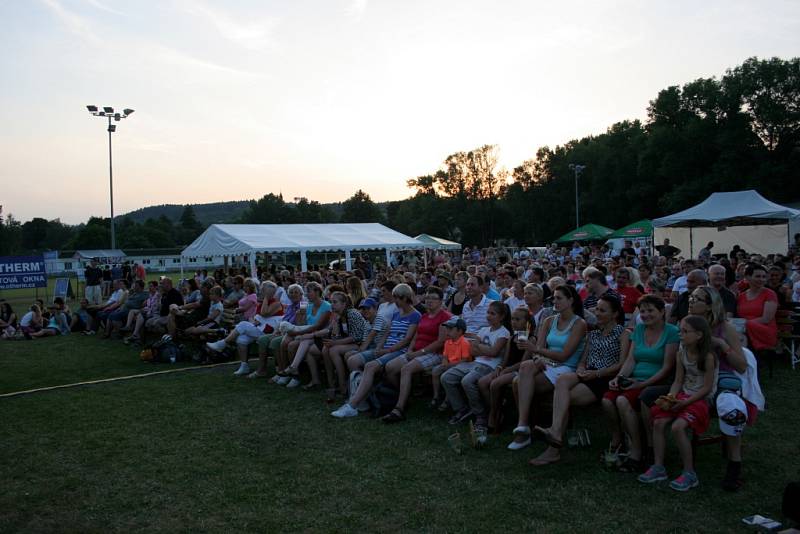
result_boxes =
[1,0,798,224]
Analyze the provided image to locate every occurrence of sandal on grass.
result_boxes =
[381,408,405,424]
[302,382,321,391]
[533,426,563,449]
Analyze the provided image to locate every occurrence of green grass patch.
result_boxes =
[2,337,799,532]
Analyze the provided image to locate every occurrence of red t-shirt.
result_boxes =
[413,309,452,351]
[617,286,643,314]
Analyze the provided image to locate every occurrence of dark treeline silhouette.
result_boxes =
[2,57,797,255]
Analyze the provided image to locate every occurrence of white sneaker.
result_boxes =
[268,375,281,384]
[286,378,301,388]
[331,403,359,418]
[233,362,251,376]
[206,340,227,352]
[507,437,531,451]
[276,376,291,385]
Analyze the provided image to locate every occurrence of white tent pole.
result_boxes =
[345,250,352,271]
[386,248,391,269]
[249,253,257,279]
[180,256,184,278]
[300,250,308,273]
[423,247,428,269]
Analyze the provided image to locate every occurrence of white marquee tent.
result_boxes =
[414,234,462,250]
[181,223,425,273]
[652,190,800,257]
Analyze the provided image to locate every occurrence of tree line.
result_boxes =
[1,56,797,255]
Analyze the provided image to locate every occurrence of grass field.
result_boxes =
[2,336,799,533]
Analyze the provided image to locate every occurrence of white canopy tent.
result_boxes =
[652,190,800,257]
[181,223,425,273]
[414,234,462,250]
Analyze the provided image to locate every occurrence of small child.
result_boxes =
[431,317,472,409]
[639,315,717,491]
[185,286,225,336]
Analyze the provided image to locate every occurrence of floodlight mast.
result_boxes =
[568,164,586,228]
[86,105,135,250]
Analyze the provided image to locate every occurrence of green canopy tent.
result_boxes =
[414,234,462,251]
[555,224,614,244]
[608,219,653,239]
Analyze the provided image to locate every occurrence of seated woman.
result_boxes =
[318,292,372,395]
[508,285,586,453]
[686,286,758,491]
[331,283,420,418]
[206,281,283,376]
[441,301,512,437]
[18,304,43,338]
[254,284,305,381]
[603,295,678,472]
[380,286,451,423]
[480,306,536,433]
[30,298,71,339]
[167,278,209,336]
[529,294,629,466]
[1,301,18,338]
[289,291,369,391]
[737,263,778,354]
[279,281,332,387]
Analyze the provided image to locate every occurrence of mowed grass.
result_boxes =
[2,337,799,533]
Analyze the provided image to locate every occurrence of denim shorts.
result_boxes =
[376,350,407,367]
[415,353,443,370]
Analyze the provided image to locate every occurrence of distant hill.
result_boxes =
[121,201,252,225]
[120,199,391,226]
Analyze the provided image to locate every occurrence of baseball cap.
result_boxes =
[358,297,378,309]
[716,391,748,436]
[442,316,467,331]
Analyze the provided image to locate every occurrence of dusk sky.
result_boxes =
[1,0,798,224]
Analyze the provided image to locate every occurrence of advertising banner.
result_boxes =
[0,255,48,289]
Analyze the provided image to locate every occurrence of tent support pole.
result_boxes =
[300,251,308,273]
[345,250,352,271]
[386,249,391,269]
[249,254,257,279]
[689,228,694,259]
[180,257,184,278]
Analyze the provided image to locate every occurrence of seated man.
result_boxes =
[89,279,129,334]
[141,278,184,339]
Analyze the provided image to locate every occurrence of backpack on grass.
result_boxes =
[141,335,186,364]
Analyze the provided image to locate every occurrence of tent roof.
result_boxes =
[414,234,462,250]
[72,249,127,260]
[181,223,424,257]
[653,190,800,228]
[555,223,614,243]
[608,219,653,239]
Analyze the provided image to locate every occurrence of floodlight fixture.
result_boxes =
[103,106,114,113]
[87,105,98,112]
[123,108,134,116]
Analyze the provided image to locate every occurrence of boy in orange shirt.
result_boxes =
[432,317,472,410]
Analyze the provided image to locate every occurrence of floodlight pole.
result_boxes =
[107,114,115,250]
[86,105,134,250]
[569,164,586,228]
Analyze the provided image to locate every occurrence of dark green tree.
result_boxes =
[340,190,385,224]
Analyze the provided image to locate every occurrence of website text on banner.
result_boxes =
[0,256,48,290]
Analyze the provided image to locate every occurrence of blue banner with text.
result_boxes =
[0,255,48,289]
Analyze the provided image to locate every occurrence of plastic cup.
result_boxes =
[516,331,528,342]
[447,432,463,455]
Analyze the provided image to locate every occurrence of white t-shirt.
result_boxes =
[672,275,689,295]
[20,311,35,327]
[504,295,525,312]
[276,286,292,307]
[208,301,224,321]
[107,289,125,305]
[473,326,511,369]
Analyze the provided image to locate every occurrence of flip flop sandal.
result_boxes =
[533,426,563,449]
[302,383,321,391]
[381,408,405,423]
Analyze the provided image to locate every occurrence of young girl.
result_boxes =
[480,307,535,432]
[185,286,225,336]
[19,304,43,338]
[638,315,717,491]
[440,301,512,433]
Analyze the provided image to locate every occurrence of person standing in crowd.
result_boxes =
[84,258,103,305]
[656,238,681,259]
[698,242,714,265]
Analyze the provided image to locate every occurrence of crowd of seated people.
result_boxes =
[10,237,800,493]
